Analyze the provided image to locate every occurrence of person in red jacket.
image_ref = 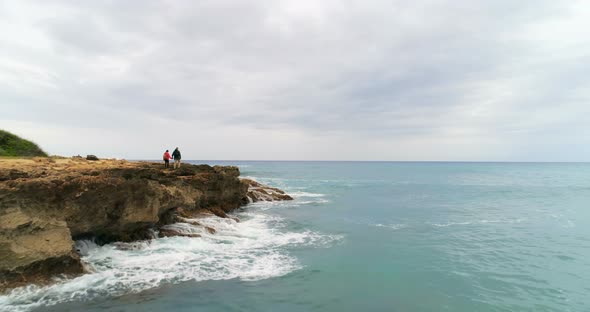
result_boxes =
[163,150,172,168]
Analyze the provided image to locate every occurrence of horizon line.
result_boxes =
[131,159,590,164]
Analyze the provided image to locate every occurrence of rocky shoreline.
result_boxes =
[0,158,291,292]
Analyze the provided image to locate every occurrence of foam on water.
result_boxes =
[240,177,329,207]
[0,212,341,312]
[428,218,526,228]
[251,198,329,211]
[372,223,407,230]
[243,188,330,211]
[288,191,326,198]
[286,191,330,206]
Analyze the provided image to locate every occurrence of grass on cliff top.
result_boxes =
[0,130,48,157]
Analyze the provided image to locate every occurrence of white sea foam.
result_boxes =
[251,198,329,211]
[428,218,526,227]
[547,214,576,228]
[288,191,330,206]
[0,213,341,312]
[372,223,407,230]
[289,191,326,198]
[294,199,330,204]
[240,177,327,204]
[244,188,329,211]
[429,221,473,227]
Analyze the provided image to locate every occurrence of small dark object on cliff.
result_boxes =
[86,155,99,161]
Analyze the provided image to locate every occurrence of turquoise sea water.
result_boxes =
[2,162,590,312]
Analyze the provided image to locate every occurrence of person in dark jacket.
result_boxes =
[172,147,181,169]
[163,150,171,168]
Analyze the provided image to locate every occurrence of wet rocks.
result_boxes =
[158,228,201,238]
[209,207,230,218]
[241,179,294,202]
[112,241,149,251]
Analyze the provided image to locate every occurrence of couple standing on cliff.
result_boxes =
[163,147,181,169]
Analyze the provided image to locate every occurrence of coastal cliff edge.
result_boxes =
[0,158,291,292]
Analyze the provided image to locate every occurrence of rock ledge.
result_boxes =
[0,158,291,292]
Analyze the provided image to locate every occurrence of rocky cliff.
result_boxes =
[0,158,291,292]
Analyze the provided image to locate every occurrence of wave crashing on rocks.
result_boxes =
[0,210,341,312]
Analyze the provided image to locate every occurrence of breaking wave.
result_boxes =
[0,212,341,312]
[288,191,326,198]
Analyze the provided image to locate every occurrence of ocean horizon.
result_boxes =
[143,160,590,164]
[3,1,590,311]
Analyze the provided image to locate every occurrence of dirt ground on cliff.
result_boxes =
[0,157,145,175]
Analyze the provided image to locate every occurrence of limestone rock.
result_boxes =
[241,179,294,202]
[0,159,246,291]
[0,158,289,292]
[0,209,84,292]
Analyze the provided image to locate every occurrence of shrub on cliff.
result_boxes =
[0,130,48,157]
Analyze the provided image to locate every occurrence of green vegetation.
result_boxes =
[0,130,48,157]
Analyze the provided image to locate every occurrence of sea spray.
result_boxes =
[0,211,341,312]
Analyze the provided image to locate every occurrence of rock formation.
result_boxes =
[0,158,291,292]
[242,178,294,202]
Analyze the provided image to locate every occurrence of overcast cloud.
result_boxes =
[1,0,589,160]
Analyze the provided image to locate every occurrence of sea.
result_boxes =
[1,161,589,312]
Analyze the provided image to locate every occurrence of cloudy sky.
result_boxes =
[1,0,589,161]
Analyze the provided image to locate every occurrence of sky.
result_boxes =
[1,0,590,161]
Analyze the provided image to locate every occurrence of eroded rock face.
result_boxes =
[0,209,84,292]
[0,159,243,291]
[0,158,292,292]
[1,160,246,241]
